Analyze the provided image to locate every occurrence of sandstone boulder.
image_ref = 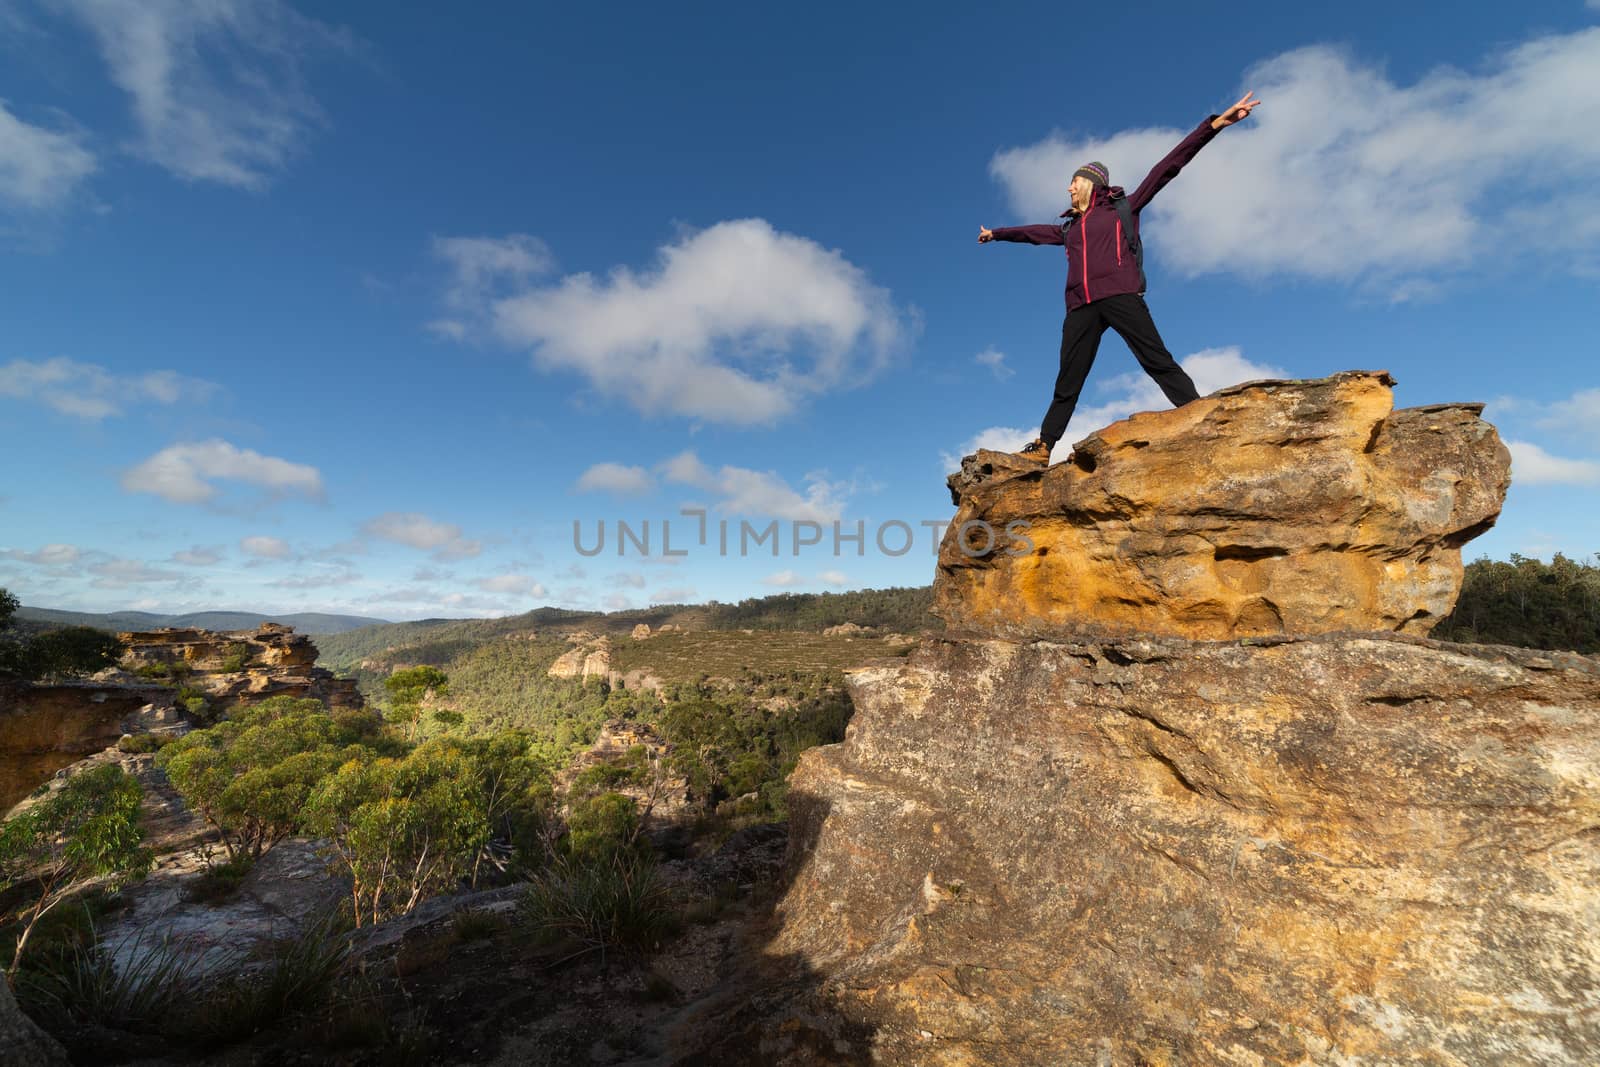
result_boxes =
[718,631,1600,1066]
[936,371,1509,641]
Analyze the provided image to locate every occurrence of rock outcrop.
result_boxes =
[710,631,1600,1066]
[936,371,1509,641]
[118,621,362,711]
[681,376,1600,1066]
[0,677,176,813]
[0,981,66,1067]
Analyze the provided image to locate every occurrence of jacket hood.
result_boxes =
[1059,183,1127,218]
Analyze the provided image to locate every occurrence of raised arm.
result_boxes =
[1128,90,1261,214]
[979,224,1064,246]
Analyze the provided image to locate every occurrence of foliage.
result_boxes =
[1435,553,1600,653]
[0,764,150,978]
[657,686,853,818]
[702,585,939,632]
[157,696,377,861]
[218,641,255,673]
[383,665,450,740]
[520,849,673,960]
[14,925,203,1032]
[307,737,534,926]
[0,591,125,680]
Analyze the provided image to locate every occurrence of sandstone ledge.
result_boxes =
[936,371,1511,641]
[727,629,1600,1066]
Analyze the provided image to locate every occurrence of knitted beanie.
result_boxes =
[1073,161,1110,187]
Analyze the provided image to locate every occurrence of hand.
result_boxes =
[1211,90,1261,129]
[978,226,994,243]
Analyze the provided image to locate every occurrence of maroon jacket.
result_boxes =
[991,115,1220,310]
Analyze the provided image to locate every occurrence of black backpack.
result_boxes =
[1060,192,1145,294]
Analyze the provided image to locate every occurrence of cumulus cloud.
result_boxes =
[121,439,325,505]
[47,0,350,188]
[975,346,1013,380]
[1537,388,1600,447]
[817,570,849,586]
[240,535,291,560]
[648,585,697,604]
[445,219,913,424]
[0,543,81,565]
[941,425,1037,472]
[87,557,191,588]
[661,450,845,521]
[476,573,548,597]
[0,357,215,419]
[990,29,1600,290]
[361,511,481,561]
[762,569,805,587]
[430,234,555,337]
[170,545,224,566]
[608,571,647,589]
[0,100,96,209]
[1507,440,1600,486]
[601,593,633,611]
[575,462,655,496]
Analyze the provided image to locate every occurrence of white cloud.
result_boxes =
[87,557,191,587]
[608,571,647,589]
[941,425,1036,472]
[49,0,348,188]
[240,535,291,559]
[170,545,224,566]
[476,573,547,597]
[601,593,633,611]
[0,543,81,565]
[465,218,912,424]
[975,346,1013,380]
[649,585,697,604]
[361,511,481,561]
[269,568,359,589]
[575,462,655,496]
[1507,440,1600,486]
[1538,388,1600,446]
[661,450,845,521]
[817,570,849,586]
[0,100,96,209]
[121,439,324,505]
[0,357,215,419]
[763,569,805,587]
[989,29,1600,289]
[435,234,553,306]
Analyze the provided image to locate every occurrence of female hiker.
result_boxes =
[978,90,1262,465]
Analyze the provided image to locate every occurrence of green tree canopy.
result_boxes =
[1,764,149,979]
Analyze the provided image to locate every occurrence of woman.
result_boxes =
[979,90,1261,465]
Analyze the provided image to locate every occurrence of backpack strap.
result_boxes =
[1108,192,1146,294]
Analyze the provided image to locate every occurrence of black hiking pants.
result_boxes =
[1040,292,1200,446]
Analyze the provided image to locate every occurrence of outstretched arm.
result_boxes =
[1128,91,1261,213]
[979,224,1064,246]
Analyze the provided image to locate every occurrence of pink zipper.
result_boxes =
[1081,203,1092,303]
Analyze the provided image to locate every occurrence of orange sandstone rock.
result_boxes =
[935,371,1510,640]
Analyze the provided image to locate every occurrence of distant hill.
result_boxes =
[14,606,393,636]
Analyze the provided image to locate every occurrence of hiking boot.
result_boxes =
[1016,438,1052,465]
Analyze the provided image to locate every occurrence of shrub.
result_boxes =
[0,764,149,978]
[521,850,673,960]
[15,927,203,1033]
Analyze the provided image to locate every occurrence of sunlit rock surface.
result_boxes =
[936,371,1510,641]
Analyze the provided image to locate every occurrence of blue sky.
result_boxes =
[2,1,1598,620]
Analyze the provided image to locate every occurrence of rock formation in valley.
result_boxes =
[117,621,363,711]
[683,373,1600,1066]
